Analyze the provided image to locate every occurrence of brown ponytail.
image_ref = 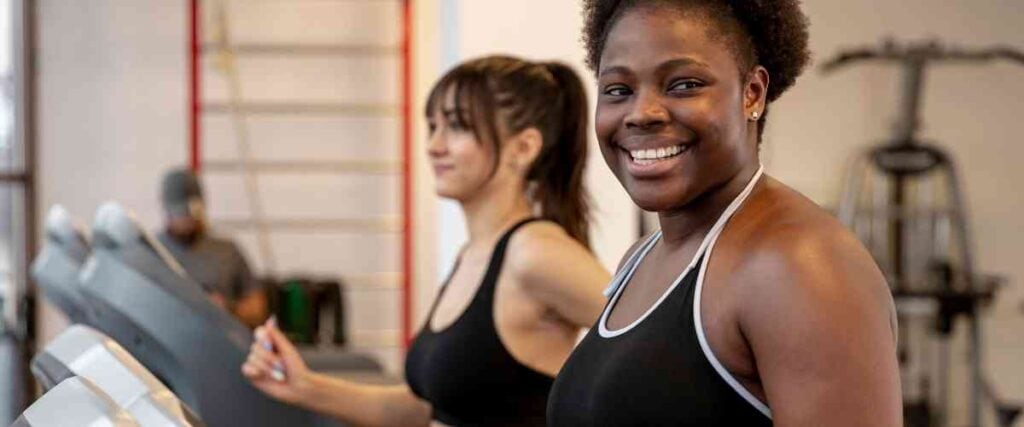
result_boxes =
[425,56,592,247]
[528,62,591,248]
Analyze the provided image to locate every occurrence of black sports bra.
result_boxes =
[405,218,553,426]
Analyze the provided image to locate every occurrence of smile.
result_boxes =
[628,145,688,165]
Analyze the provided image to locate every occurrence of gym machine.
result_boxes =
[829,39,1024,427]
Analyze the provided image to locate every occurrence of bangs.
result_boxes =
[424,64,502,149]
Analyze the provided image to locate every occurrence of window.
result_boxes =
[0,0,32,422]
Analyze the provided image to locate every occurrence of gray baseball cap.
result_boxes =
[161,168,204,218]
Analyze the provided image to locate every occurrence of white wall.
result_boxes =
[38,0,188,229]
[412,0,442,325]
[432,0,639,280]
[36,0,189,343]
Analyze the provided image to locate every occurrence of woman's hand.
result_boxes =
[241,318,432,426]
[241,317,314,404]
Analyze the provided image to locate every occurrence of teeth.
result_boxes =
[629,145,686,162]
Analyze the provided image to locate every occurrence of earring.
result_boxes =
[750,111,760,121]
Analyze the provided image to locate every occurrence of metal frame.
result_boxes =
[13,0,36,270]
[189,0,201,171]
[0,172,28,182]
[828,39,1024,427]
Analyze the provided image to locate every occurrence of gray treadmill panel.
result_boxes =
[31,205,92,324]
[13,377,139,427]
[32,325,201,426]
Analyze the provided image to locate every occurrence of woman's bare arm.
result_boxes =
[242,320,432,427]
[506,222,612,327]
[739,225,902,427]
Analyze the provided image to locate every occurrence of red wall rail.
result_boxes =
[400,0,415,349]
[188,0,201,172]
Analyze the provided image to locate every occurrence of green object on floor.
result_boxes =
[280,280,313,344]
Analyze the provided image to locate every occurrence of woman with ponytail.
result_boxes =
[241,55,610,426]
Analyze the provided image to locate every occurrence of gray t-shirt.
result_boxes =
[157,231,262,303]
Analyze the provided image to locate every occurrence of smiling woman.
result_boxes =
[547,1,903,426]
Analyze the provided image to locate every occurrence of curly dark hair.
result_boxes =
[582,0,811,104]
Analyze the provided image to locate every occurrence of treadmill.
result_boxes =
[77,202,366,426]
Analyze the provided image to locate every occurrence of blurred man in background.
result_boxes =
[157,167,268,328]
